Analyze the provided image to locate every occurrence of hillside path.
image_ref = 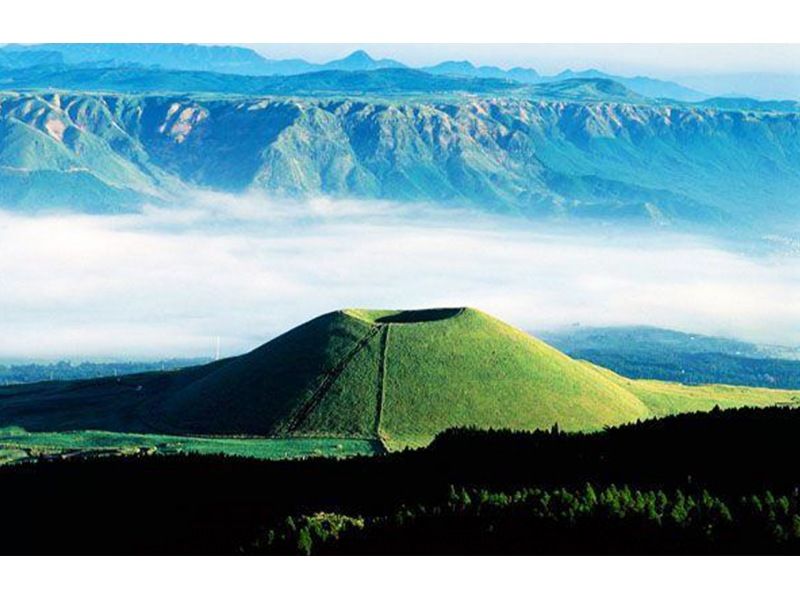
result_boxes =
[375,324,390,439]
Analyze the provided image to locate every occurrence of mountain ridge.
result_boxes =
[3,44,706,101]
[2,90,799,232]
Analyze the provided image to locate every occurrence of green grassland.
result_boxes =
[0,427,380,466]
[586,363,800,417]
[1,307,798,459]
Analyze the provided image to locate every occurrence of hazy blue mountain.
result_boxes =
[424,60,541,83]
[422,63,705,101]
[613,75,707,102]
[540,325,800,388]
[0,61,691,105]
[530,78,645,101]
[5,44,707,102]
[541,325,768,358]
[0,359,209,386]
[259,68,518,94]
[698,96,800,112]
[3,43,290,76]
[4,45,405,77]
[322,50,406,71]
[0,64,522,95]
[0,48,62,69]
[676,72,800,101]
[2,90,799,234]
[546,69,706,101]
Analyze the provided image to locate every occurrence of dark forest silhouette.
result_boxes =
[2,405,800,554]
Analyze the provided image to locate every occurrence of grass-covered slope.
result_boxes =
[150,310,382,437]
[151,307,657,446]
[374,308,648,448]
[2,307,797,453]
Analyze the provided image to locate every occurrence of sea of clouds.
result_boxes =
[1,192,798,360]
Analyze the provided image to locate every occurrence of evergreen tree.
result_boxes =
[297,527,313,556]
[792,515,800,539]
[584,483,598,508]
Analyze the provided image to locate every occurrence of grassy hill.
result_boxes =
[367,308,648,449]
[1,307,797,455]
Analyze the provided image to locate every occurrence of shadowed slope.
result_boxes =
[151,311,380,436]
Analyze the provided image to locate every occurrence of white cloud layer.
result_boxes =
[1,194,799,360]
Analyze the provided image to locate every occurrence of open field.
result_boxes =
[0,427,380,466]
[586,363,800,417]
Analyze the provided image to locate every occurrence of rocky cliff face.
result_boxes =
[2,91,799,229]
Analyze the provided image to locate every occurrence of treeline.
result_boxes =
[0,358,207,386]
[2,405,800,554]
[569,349,800,389]
[260,486,800,555]
[424,405,800,494]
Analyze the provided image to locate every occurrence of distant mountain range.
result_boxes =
[1,45,411,76]
[676,72,800,102]
[0,63,523,96]
[2,44,706,101]
[541,325,800,389]
[541,325,800,361]
[0,359,208,386]
[6,43,800,101]
[0,44,799,233]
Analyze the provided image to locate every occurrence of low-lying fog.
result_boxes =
[1,193,798,360]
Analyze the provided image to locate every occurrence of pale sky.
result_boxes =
[245,44,800,77]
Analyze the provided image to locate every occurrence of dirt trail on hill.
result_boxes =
[375,325,390,439]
